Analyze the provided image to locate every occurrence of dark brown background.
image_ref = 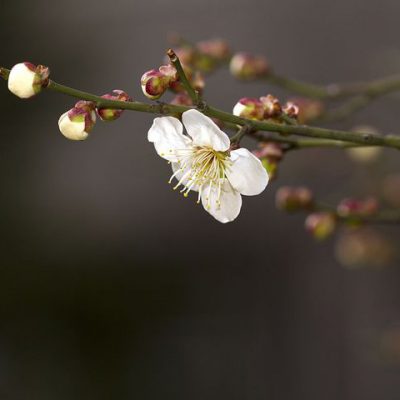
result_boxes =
[1,0,400,399]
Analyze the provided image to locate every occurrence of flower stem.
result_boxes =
[167,48,199,104]
[2,66,400,150]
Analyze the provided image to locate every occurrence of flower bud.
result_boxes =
[253,142,284,162]
[194,39,230,72]
[96,90,131,121]
[233,97,264,120]
[335,228,394,269]
[260,95,282,118]
[58,101,96,141]
[337,197,379,218]
[288,98,324,124]
[276,186,314,212]
[196,38,230,60]
[282,101,299,119]
[229,52,269,80]
[305,212,336,240]
[170,93,193,106]
[8,62,49,99]
[141,69,171,100]
[346,125,382,163]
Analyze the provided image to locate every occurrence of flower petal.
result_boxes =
[182,109,230,151]
[226,148,269,196]
[148,116,191,161]
[201,181,242,223]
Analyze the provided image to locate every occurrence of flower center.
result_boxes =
[169,146,231,207]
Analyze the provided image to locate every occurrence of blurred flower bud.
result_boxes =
[337,197,379,218]
[282,101,299,119]
[288,98,324,124]
[141,69,171,100]
[260,95,282,118]
[96,90,131,121]
[233,97,264,120]
[253,142,284,162]
[8,62,50,99]
[170,93,193,106]
[346,125,382,163]
[58,101,96,141]
[229,52,269,80]
[383,174,400,207]
[305,212,336,240]
[194,39,231,71]
[276,186,314,212]
[196,38,230,60]
[335,228,394,269]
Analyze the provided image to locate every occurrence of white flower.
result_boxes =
[148,109,269,223]
[8,63,39,99]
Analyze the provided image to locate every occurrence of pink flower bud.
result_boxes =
[253,142,284,162]
[196,38,230,60]
[96,90,132,121]
[170,93,193,106]
[260,95,282,118]
[233,97,264,120]
[141,69,171,100]
[8,62,50,99]
[275,186,314,212]
[305,212,336,240]
[229,52,269,80]
[58,101,96,141]
[336,197,379,218]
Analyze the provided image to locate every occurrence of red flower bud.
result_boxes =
[260,95,282,118]
[97,90,132,121]
[233,97,264,120]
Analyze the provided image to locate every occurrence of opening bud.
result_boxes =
[260,95,282,118]
[233,97,264,120]
[8,62,50,99]
[282,101,299,119]
[229,52,269,80]
[305,212,336,240]
[276,186,314,212]
[58,101,96,141]
[97,90,132,121]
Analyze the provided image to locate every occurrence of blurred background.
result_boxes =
[1,0,400,399]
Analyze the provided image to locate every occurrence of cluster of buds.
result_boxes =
[229,52,269,80]
[165,38,230,73]
[58,90,131,141]
[7,62,50,99]
[335,228,394,268]
[233,94,297,121]
[287,98,324,124]
[275,186,314,212]
[305,212,337,241]
[141,63,204,100]
[336,197,379,218]
[253,143,284,180]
